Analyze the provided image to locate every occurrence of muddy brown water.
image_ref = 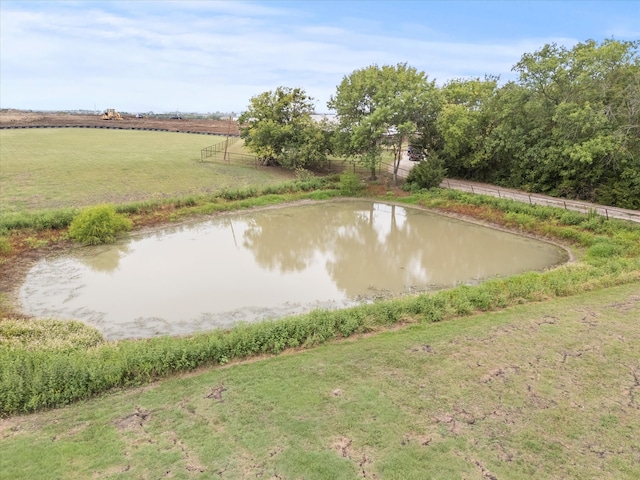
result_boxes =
[19,201,568,339]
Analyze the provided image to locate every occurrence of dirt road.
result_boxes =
[392,153,640,224]
[440,178,640,224]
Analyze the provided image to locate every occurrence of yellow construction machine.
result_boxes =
[102,109,123,120]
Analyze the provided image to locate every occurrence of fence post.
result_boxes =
[223,137,229,163]
[529,195,532,205]
[498,189,501,198]
[471,185,474,194]
[605,209,609,220]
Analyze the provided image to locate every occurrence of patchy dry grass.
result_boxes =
[1,284,639,479]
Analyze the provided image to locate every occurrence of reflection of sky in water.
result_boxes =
[19,201,568,339]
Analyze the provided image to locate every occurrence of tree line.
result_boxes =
[237,38,639,209]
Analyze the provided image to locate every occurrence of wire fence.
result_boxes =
[197,149,640,223]
[311,158,413,181]
[202,150,261,168]
[441,179,640,224]
[200,137,241,162]
[199,150,410,178]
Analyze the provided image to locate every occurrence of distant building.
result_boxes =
[311,113,337,124]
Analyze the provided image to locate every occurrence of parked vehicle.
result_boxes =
[101,109,122,120]
[407,146,425,161]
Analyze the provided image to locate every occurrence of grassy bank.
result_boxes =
[2,187,640,416]
[1,283,639,479]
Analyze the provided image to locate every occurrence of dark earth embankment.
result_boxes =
[0,109,239,136]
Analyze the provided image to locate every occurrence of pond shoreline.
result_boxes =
[1,197,575,331]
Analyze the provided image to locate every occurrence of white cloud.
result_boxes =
[1,1,636,113]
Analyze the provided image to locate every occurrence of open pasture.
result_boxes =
[0,128,293,215]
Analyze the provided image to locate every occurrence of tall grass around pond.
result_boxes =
[2,189,639,416]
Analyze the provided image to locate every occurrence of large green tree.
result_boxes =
[238,87,331,169]
[434,38,640,208]
[511,39,640,205]
[328,63,439,181]
[435,76,499,179]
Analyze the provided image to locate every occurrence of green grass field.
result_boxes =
[0,129,293,214]
[1,284,639,479]
[2,127,640,478]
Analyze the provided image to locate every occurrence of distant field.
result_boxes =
[0,129,294,214]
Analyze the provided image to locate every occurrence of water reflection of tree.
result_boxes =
[242,202,435,297]
[242,201,549,298]
[326,204,433,297]
[242,206,339,272]
[77,243,131,273]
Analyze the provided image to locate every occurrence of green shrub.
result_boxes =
[219,187,258,201]
[581,215,606,232]
[34,209,78,230]
[0,236,11,255]
[294,177,327,191]
[261,182,298,195]
[0,318,103,352]
[336,309,367,337]
[404,153,447,191]
[67,204,132,245]
[406,293,450,322]
[294,167,315,181]
[339,171,365,196]
[174,196,198,208]
[306,190,340,201]
[543,225,594,246]
[504,212,537,230]
[586,239,624,261]
[116,200,161,215]
[559,210,585,225]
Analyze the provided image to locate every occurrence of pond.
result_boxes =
[19,201,568,339]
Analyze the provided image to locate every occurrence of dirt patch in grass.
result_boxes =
[113,406,151,431]
[0,417,23,440]
[205,384,227,401]
[165,431,208,474]
[606,295,640,312]
[109,405,209,477]
[332,436,376,478]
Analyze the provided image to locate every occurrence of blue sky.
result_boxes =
[1,0,638,114]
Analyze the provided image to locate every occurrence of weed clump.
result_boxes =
[0,236,11,255]
[68,204,132,245]
[339,171,365,196]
